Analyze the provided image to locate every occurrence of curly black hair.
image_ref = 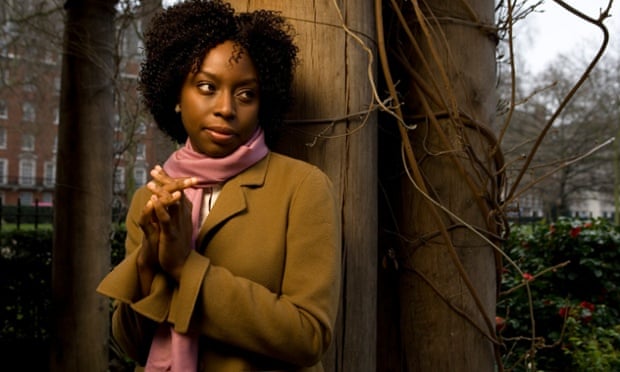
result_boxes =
[139,0,299,146]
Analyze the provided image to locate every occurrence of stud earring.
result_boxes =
[175,104,181,113]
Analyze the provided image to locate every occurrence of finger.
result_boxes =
[151,191,183,210]
[150,166,197,193]
[139,199,156,227]
[147,179,185,202]
[151,194,172,226]
[150,165,174,185]
[147,180,195,204]
[140,202,160,235]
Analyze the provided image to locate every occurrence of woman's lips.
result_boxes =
[204,127,235,143]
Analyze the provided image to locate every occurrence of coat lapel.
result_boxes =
[195,153,270,246]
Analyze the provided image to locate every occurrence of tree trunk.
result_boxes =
[229,1,378,371]
[50,1,116,371]
[382,0,500,370]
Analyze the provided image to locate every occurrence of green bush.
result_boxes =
[0,230,53,341]
[0,205,53,225]
[0,227,126,367]
[4,218,620,370]
[498,217,620,371]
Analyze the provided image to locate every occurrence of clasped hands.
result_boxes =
[137,165,198,289]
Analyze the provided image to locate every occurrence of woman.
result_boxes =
[97,1,341,371]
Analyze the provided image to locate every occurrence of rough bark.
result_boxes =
[381,0,500,370]
[50,1,116,370]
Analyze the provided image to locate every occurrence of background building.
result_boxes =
[0,0,174,211]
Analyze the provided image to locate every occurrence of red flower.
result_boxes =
[577,301,595,324]
[495,316,506,332]
[579,301,595,312]
[558,307,570,318]
[522,272,534,281]
[570,226,581,238]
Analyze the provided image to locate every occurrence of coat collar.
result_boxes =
[195,152,271,245]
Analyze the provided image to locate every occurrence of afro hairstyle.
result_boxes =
[138,0,299,147]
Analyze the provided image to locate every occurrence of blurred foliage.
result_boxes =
[0,227,127,368]
[498,217,620,371]
[4,218,620,371]
[0,230,53,341]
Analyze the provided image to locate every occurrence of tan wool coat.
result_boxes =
[97,152,342,372]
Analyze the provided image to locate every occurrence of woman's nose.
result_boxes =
[214,92,235,118]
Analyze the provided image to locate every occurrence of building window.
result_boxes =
[134,167,147,187]
[23,69,35,92]
[21,134,35,151]
[44,51,55,65]
[44,161,55,187]
[0,127,6,149]
[136,143,146,160]
[0,100,7,119]
[113,113,121,132]
[19,159,36,186]
[19,192,33,206]
[114,140,124,160]
[0,159,7,184]
[53,108,59,125]
[114,167,125,192]
[22,102,35,122]
[54,77,61,94]
[53,135,58,153]
[136,121,147,135]
[41,192,53,205]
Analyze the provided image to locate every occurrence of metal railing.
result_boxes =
[0,198,53,230]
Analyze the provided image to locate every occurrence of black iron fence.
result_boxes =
[0,176,55,190]
[0,199,53,230]
[0,199,127,230]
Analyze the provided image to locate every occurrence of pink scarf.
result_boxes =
[145,128,268,371]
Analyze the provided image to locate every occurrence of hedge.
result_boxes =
[0,227,127,370]
[2,218,620,371]
[498,217,620,371]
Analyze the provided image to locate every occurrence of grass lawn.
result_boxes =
[0,223,53,231]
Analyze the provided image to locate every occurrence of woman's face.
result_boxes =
[178,40,260,158]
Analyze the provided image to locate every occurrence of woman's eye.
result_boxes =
[237,90,256,103]
[197,82,215,93]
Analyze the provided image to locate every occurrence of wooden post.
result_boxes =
[386,0,500,370]
[228,1,378,370]
[50,0,116,370]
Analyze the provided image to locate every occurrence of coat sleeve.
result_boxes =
[96,187,168,365]
[169,166,342,367]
